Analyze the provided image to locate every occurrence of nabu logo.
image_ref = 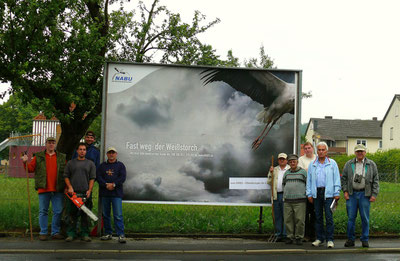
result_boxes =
[112,68,133,83]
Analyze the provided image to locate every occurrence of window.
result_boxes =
[379,140,382,148]
[390,127,394,140]
[357,139,367,146]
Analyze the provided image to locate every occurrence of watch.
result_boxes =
[113,183,116,188]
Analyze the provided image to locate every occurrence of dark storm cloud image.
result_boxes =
[105,64,298,205]
[117,96,172,129]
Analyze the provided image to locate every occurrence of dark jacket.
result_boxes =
[96,160,126,198]
[34,150,66,192]
[341,157,379,198]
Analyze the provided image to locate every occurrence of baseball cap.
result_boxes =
[287,154,299,161]
[354,144,367,152]
[46,137,56,142]
[106,147,117,153]
[278,153,287,159]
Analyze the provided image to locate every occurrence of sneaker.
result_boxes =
[327,241,334,248]
[38,234,48,241]
[296,239,303,245]
[51,233,64,240]
[312,239,323,247]
[118,235,127,244]
[361,241,369,248]
[285,238,293,244]
[101,234,113,241]
[81,236,91,242]
[65,236,74,242]
[344,239,355,247]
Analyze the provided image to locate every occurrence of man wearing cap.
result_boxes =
[72,130,100,168]
[306,142,341,248]
[22,137,66,241]
[97,147,127,243]
[267,153,289,241]
[342,144,379,248]
[283,154,307,245]
[64,142,96,242]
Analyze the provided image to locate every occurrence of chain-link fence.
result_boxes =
[0,153,399,236]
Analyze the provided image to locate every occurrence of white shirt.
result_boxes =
[277,167,287,192]
[298,154,316,172]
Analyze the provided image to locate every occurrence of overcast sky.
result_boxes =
[2,0,399,124]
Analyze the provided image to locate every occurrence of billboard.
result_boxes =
[102,62,301,206]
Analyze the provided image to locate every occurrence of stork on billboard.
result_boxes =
[102,62,301,206]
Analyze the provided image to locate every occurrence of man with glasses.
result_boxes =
[97,147,127,243]
[341,144,379,248]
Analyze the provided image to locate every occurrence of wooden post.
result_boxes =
[258,206,264,233]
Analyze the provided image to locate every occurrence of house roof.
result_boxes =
[307,117,382,141]
[33,112,59,121]
[380,94,400,127]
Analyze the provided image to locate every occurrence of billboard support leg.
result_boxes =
[257,206,264,234]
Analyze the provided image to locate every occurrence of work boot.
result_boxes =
[361,241,369,248]
[285,238,293,244]
[65,236,74,242]
[51,234,64,240]
[81,236,91,242]
[344,239,355,247]
[38,235,48,241]
[296,238,303,245]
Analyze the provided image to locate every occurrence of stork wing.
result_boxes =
[200,68,287,107]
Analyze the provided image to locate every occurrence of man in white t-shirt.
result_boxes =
[298,142,316,242]
[267,153,290,241]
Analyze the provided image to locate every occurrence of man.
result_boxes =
[306,142,341,248]
[298,142,316,242]
[283,154,307,245]
[267,153,289,241]
[97,147,127,243]
[72,131,100,168]
[342,144,379,248]
[22,137,66,241]
[64,143,96,242]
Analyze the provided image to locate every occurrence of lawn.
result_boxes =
[0,174,399,235]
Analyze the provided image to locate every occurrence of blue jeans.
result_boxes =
[38,192,63,236]
[314,188,334,242]
[273,192,286,238]
[102,197,125,236]
[346,191,370,242]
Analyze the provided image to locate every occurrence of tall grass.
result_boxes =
[0,174,399,235]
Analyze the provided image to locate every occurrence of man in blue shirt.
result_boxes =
[72,131,100,168]
[306,142,341,248]
[97,147,127,243]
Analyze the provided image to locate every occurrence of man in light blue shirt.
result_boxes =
[306,142,341,248]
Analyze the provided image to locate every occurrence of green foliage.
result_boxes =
[0,94,38,159]
[1,175,399,234]
[244,45,275,69]
[0,0,224,157]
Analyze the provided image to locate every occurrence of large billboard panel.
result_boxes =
[103,62,301,206]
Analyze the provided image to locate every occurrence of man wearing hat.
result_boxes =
[22,137,66,240]
[341,144,379,248]
[97,147,127,243]
[72,130,100,168]
[283,154,307,245]
[267,153,289,241]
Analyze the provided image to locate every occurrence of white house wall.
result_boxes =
[382,98,400,150]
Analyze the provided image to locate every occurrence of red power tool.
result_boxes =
[65,192,98,222]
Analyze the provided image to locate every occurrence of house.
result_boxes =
[381,94,400,150]
[305,116,382,155]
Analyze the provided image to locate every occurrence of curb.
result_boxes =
[1,248,400,255]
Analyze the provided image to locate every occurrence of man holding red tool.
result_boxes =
[64,142,96,242]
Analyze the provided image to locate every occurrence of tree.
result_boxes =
[0,0,221,158]
[243,45,275,69]
[0,94,39,159]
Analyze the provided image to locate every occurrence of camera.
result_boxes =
[354,174,363,183]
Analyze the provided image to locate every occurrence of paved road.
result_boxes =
[0,236,399,260]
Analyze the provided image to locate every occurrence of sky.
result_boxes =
[2,0,399,124]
